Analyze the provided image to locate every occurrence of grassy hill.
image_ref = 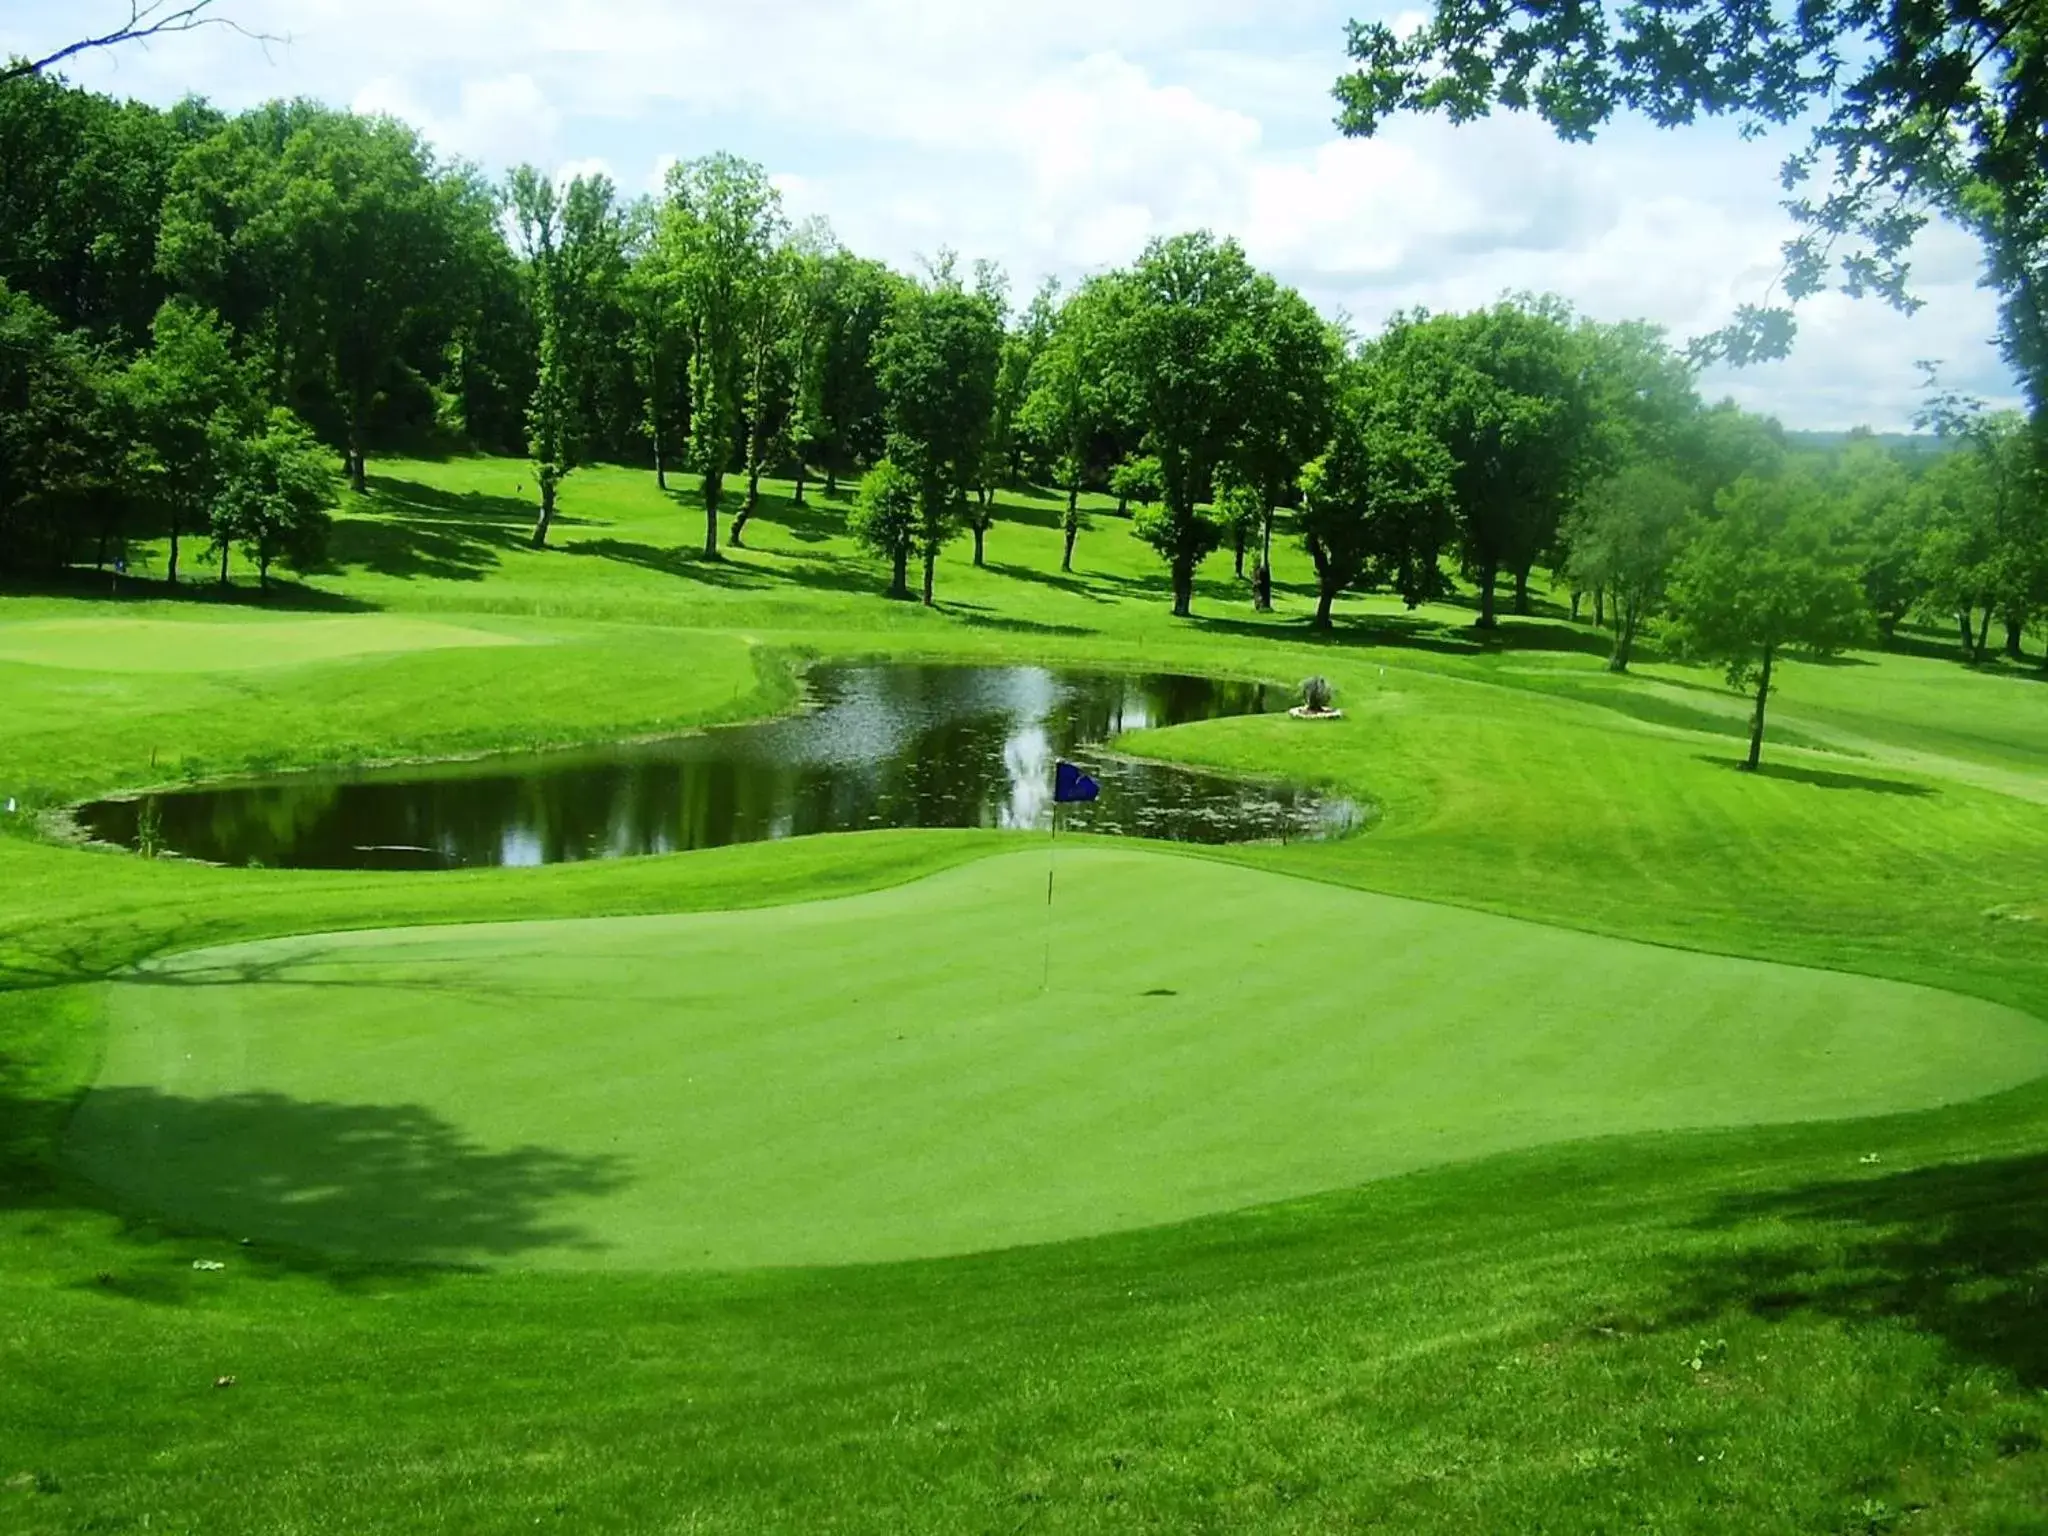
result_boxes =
[3,458,2046,1533]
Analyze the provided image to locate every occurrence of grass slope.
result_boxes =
[72,847,2047,1269]
[5,455,2048,1532]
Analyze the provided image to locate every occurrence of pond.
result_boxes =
[75,664,1361,870]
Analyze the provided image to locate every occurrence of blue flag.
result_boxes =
[1054,761,1100,803]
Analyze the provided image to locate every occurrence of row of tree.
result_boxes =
[2,68,2043,692]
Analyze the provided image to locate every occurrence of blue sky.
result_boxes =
[6,0,2023,429]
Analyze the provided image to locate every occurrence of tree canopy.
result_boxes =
[1334,0,2048,412]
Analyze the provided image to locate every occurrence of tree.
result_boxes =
[779,233,842,506]
[1333,1,2048,418]
[1666,473,1871,770]
[209,406,338,588]
[0,280,109,573]
[435,164,534,457]
[1227,278,1340,608]
[1295,367,1457,628]
[1108,454,1162,515]
[872,266,1003,605]
[1563,460,1696,672]
[160,105,463,492]
[0,74,209,345]
[1113,233,1271,616]
[1831,436,1924,643]
[1379,299,1600,626]
[1020,276,1122,572]
[848,457,918,599]
[811,253,896,497]
[662,153,785,559]
[118,298,250,582]
[621,198,686,492]
[507,166,624,548]
[967,277,1047,567]
[1915,390,2044,660]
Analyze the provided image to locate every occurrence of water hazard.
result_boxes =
[76,664,1360,870]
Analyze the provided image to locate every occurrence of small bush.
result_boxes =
[1300,676,1334,713]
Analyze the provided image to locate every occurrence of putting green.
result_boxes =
[0,615,523,672]
[71,848,2048,1270]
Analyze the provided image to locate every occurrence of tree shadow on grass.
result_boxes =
[570,535,889,600]
[325,475,550,582]
[1667,1153,2048,1389]
[944,603,1095,638]
[59,1085,628,1273]
[751,488,848,545]
[1696,754,1935,796]
[0,569,378,613]
[981,559,1118,606]
[569,538,775,588]
[2,937,627,1279]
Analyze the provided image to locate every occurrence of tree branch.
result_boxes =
[1,1,273,85]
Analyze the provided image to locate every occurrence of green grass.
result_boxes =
[0,613,525,672]
[5,455,2048,1532]
[71,847,2046,1270]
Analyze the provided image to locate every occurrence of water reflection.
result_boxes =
[78,665,1360,870]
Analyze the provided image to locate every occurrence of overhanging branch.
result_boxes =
[1,1,273,85]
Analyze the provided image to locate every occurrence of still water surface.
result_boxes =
[77,664,1359,870]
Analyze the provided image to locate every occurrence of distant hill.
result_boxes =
[1784,428,1953,456]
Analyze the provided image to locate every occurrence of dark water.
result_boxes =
[77,665,1360,870]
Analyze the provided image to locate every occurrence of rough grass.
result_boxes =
[4,456,2048,1533]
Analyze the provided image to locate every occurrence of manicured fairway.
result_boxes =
[70,846,2048,1270]
[0,614,524,672]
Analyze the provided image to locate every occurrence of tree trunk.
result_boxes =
[167,518,181,584]
[259,552,271,591]
[1569,588,1582,622]
[793,467,806,506]
[219,541,230,587]
[1117,493,1128,515]
[1958,609,1976,658]
[2005,614,2025,661]
[1061,523,1077,573]
[1255,510,1274,612]
[1608,597,1637,673]
[921,548,936,606]
[1975,606,1994,662]
[1314,581,1336,629]
[1593,585,1604,629]
[972,525,985,567]
[702,476,721,560]
[1233,524,1245,579]
[826,468,838,499]
[1513,565,1530,615]
[653,430,666,493]
[1476,562,1498,628]
[1744,645,1774,771]
[348,433,367,495]
[530,476,556,549]
[1171,560,1194,618]
[888,546,909,600]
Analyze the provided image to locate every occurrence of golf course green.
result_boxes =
[71,848,2048,1268]
[7,457,2048,1533]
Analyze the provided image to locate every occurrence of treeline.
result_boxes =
[1,70,2044,674]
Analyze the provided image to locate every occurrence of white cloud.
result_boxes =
[3,0,2021,427]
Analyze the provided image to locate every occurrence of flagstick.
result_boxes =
[1041,802,1059,993]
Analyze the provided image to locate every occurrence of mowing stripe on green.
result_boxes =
[70,847,2048,1271]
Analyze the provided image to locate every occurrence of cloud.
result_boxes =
[4,0,2020,427]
